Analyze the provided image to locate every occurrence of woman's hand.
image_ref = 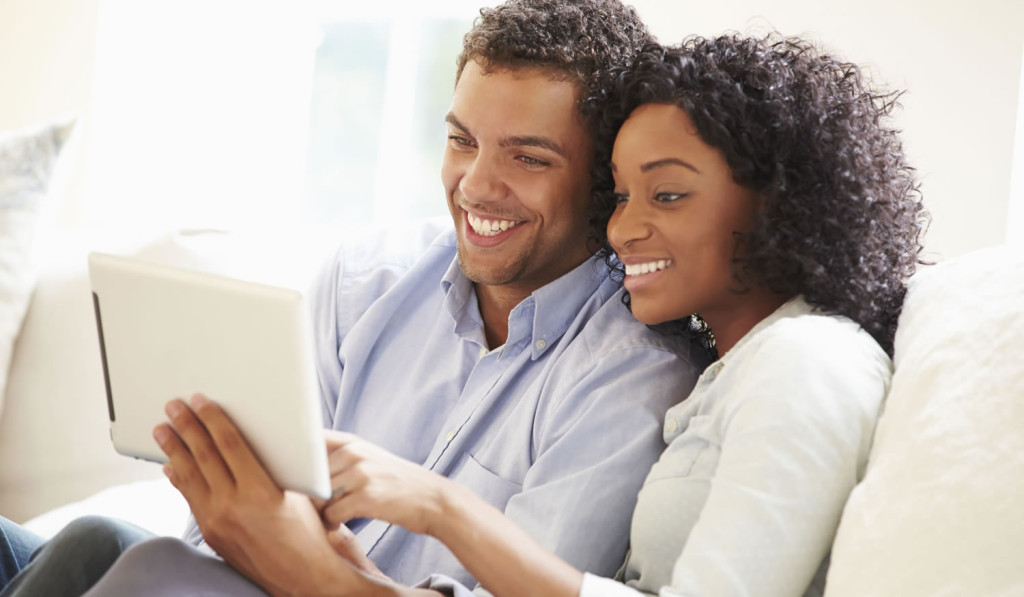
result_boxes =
[156,394,378,597]
[321,431,452,537]
[325,524,391,582]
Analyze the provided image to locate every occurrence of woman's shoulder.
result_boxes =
[743,298,889,368]
[713,298,893,422]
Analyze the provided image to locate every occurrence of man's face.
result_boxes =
[442,60,594,294]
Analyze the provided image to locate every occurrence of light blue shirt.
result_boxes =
[309,224,705,593]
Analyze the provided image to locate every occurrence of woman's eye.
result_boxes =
[654,192,688,203]
[612,192,629,204]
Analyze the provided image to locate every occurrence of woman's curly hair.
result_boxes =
[589,34,930,355]
[457,0,652,126]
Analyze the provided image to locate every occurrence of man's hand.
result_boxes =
[321,431,452,537]
[156,394,378,597]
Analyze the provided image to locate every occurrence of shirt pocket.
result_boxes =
[644,415,717,484]
[449,451,524,511]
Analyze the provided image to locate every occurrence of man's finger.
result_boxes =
[154,422,211,502]
[188,394,277,492]
[165,398,235,492]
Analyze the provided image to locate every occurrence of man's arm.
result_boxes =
[157,394,441,597]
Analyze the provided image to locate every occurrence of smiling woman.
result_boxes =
[608,103,773,353]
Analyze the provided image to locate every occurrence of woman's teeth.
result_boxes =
[625,260,671,276]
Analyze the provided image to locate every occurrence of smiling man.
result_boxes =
[0,1,708,596]
[443,58,596,347]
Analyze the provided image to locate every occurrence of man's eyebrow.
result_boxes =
[640,158,701,174]
[445,113,469,133]
[500,135,567,158]
[445,113,567,158]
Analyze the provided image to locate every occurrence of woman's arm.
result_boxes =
[322,432,584,597]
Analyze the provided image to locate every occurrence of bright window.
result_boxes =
[84,1,480,235]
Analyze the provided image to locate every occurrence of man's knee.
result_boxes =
[40,515,154,565]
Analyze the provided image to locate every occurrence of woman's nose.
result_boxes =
[607,198,651,251]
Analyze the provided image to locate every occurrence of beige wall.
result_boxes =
[631,0,1024,260]
[2,0,1022,258]
[0,0,101,225]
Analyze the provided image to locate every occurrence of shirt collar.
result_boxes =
[440,256,483,338]
[439,253,612,358]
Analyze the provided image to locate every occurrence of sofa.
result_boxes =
[1,122,1022,595]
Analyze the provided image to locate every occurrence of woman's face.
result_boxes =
[607,103,767,339]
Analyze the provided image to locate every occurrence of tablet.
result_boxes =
[88,252,331,499]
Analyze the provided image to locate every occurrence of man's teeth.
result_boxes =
[468,213,520,237]
[625,260,672,276]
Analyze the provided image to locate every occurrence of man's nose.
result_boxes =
[459,152,506,204]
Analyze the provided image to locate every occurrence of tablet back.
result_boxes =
[88,252,331,499]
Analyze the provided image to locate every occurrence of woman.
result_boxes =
[317,33,927,597]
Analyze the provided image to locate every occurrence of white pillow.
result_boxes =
[825,245,1024,596]
[0,120,75,412]
[23,478,190,539]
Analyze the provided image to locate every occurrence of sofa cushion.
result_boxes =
[825,245,1024,596]
[0,120,75,414]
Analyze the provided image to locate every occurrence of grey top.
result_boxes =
[583,297,891,597]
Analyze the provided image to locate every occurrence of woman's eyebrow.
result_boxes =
[641,157,701,174]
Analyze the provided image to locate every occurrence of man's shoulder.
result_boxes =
[333,217,454,279]
[573,286,704,364]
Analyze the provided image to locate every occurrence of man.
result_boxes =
[0,1,706,595]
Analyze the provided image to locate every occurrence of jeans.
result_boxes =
[0,515,155,597]
[0,517,44,589]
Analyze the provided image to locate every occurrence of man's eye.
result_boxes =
[518,155,550,167]
[448,135,474,147]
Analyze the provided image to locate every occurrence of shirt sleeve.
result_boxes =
[664,322,890,596]
[308,219,452,427]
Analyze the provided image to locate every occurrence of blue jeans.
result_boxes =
[0,515,155,597]
[0,517,44,589]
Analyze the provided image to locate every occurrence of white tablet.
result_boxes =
[88,252,331,499]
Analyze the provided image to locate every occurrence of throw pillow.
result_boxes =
[0,120,76,414]
[825,245,1024,596]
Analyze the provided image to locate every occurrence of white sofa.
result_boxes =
[1,124,1022,595]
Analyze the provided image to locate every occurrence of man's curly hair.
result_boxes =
[456,0,652,126]
[590,34,930,355]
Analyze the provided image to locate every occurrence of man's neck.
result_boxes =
[475,283,531,350]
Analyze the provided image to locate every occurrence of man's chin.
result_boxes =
[455,246,524,288]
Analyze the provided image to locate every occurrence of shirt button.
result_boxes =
[445,430,456,442]
[665,419,679,434]
[535,339,547,350]
[478,346,487,358]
